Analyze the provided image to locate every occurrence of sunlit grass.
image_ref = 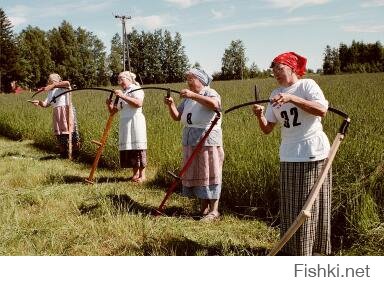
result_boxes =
[0,137,277,255]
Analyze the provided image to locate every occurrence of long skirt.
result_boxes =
[280,160,332,256]
[119,150,147,168]
[181,146,224,200]
[53,106,80,156]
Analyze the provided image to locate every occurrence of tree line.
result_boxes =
[323,40,384,74]
[1,8,384,92]
[0,9,191,92]
[0,8,273,92]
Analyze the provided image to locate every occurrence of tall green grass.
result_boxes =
[1,73,383,251]
[0,137,276,255]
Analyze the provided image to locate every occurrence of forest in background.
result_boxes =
[1,7,384,92]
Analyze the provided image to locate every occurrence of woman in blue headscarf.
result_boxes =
[164,68,224,221]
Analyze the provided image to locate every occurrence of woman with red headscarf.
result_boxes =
[252,52,331,255]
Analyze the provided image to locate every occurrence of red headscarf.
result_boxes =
[272,52,307,76]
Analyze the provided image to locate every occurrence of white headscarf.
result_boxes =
[186,68,212,86]
[118,71,140,86]
[48,73,61,83]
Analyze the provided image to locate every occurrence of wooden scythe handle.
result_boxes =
[85,92,119,184]
[67,89,73,160]
[268,116,350,256]
[155,110,221,214]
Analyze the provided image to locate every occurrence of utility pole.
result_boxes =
[114,14,132,72]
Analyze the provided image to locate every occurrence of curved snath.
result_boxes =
[224,95,350,255]
[52,86,181,184]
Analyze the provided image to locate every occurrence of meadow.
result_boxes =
[0,73,383,255]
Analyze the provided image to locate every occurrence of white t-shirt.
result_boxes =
[117,84,147,150]
[43,88,68,108]
[265,79,330,162]
[179,87,222,130]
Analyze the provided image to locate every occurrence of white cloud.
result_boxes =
[163,0,225,9]
[8,16,27,27]
[6,5,29,27]
[360,0,384,7]
[184,15,334,36]
[130,15,173,30]
[211,9,224,19]
[210,6,235,19]
[342,24,384,33]
[7,1,111,21]
[164,0,203,8]
[263,0,330,11]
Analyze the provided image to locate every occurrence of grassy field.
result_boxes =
[0,136,276,255]
[0,73,383,255]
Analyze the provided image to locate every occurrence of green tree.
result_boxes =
[108,33,123,85]
[75,27,109,86]
[339,43,350,72]
[323,45,340,74]
[248,62,260,78]
[328,40,384,74]
[0,8,21,92]
[138,30,164,84]
[221,40,247,80]
[17,26,54,89]
[47,21,79,83]
[162,30,174,82]
[47,21,108,87]
[126,29,189,84]
[166,32,189,82]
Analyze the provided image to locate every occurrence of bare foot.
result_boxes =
[201,208,210,216]
[132,177,145,183]
[200,212,220,222]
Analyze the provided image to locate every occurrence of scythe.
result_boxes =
[52,87,180,184]
[224,92,350,256]
[155,109,222,215]
[268,107,350,256]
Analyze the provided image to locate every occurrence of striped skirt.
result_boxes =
[181,146,224,200]
[280,160,332,256]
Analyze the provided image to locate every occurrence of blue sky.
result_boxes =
[3,0,384,74]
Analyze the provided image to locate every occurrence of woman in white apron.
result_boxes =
[107,71,147,183]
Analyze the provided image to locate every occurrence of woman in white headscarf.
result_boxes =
[107,71,147,183]
[30,73,80,158]
[164,68,224,221]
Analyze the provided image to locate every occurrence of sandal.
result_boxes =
[200,212,220,222]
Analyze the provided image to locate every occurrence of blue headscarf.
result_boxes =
[187,68,213,86]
